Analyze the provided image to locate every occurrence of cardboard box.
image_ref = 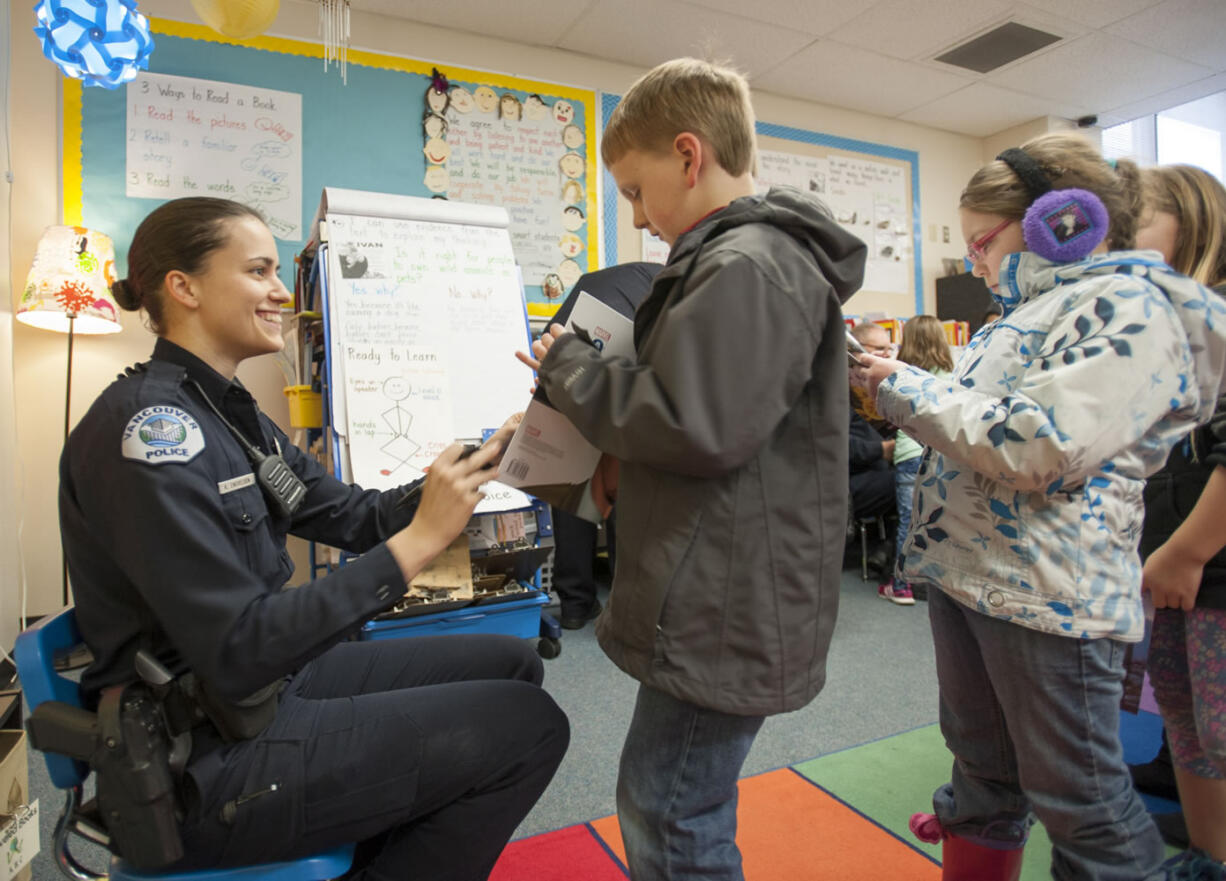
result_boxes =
[0,731,34,881]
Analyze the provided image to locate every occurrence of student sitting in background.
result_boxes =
[519,57,866,881]
[881,314,953,605]
[1132,163,1226,875]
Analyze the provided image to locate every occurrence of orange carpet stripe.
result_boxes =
[588,768,940,880]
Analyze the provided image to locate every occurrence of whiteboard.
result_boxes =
[319,188,534,511]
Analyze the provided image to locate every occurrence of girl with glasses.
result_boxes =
[853,134,1226,880]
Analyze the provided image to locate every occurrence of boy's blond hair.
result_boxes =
[601,57,756,177]
[960,132,1143,250]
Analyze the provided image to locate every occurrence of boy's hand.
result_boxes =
[515,323,567,372]
[850,352,906,399]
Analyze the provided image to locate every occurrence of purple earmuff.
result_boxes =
[1021,188,1108,263]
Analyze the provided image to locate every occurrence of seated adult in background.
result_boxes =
[849,321,896,435]
[547,262,662,630]
[849,405,896,575]
[61,197,569,879]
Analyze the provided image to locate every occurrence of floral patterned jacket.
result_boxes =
[877,250,1226,641]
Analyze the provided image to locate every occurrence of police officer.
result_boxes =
[60,197,569,879]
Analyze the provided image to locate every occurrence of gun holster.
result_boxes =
[27,682,185,869]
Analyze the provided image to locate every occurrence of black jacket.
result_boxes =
[1139,282,1226,609]
[62,338,418,705]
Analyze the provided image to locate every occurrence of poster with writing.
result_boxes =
[421,72,591,313]
[757,150,910,295]
[125,71,302,240]
[325,212,532,512]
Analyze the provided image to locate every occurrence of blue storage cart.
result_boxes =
[362,589,556,654]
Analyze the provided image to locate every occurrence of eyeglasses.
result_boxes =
[966,219,1014,264]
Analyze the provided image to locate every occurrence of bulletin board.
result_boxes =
[600,94,923,315]
[63,18,600,316]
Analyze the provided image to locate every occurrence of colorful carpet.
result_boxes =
[491,710,1173,880]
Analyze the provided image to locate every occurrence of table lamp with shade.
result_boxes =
[17,225,123,605]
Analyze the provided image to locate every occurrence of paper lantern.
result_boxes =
[33,0,155,89]
[190,0,279,39]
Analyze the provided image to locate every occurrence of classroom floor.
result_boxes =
[23,560,1174,880]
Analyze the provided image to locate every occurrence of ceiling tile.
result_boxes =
[558,0,816,79]
[827,0,1013,61]
[681,0,869,37]
[1098,71,1226,127]
[348,0,588,46]
[986,31,1212,113]
[1105,0,1226,71]
[899,82,1092,137]
[1013,0,1161,28]
[753,41,970,118]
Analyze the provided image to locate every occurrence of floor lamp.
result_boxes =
[17,226,123,606]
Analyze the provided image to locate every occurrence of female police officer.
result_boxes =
[59,197,569,880]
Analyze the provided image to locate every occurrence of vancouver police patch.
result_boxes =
[121,406,205,464]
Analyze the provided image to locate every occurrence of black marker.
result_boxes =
[393,443,492,510]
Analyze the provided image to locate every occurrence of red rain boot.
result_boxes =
[911,813,1025,881]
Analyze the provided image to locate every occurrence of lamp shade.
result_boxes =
[33,0,155,90]
[18,226,122,335]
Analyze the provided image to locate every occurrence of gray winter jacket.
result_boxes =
[538,187,866,714]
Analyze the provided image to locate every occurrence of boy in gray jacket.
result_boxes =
[518,58,866,880]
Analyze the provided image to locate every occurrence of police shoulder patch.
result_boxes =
[121,406,206,465]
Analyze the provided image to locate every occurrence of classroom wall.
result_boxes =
[6,0,1017,617]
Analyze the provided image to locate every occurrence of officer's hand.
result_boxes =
[388,442,501,581]
[515,323,566,372]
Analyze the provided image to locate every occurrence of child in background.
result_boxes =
[853,133,1226,880]
[518,57,866,881]
[882,314,953,605]
[1134,164,1226,877]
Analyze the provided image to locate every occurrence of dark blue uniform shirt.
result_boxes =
[60,338,420,705]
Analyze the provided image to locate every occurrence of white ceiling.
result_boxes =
[348,0,1226,138]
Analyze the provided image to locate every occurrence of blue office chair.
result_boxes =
[15,608,355,881]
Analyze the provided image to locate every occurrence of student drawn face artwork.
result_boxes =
[559,152,585,180]
[558,233,584,259]
[424,165,450,193]
[383,376,410,400]
[449,86,474,114]
[473,86,499,114]
[500,93,522,121]
[542,273,564,300]
[422,112,447,140]
[523,94,548,121]
[560,179,584,205]
[553,100,574,125]
[561,205,585,232]
[557,258,582,289]
[423,138,451,164]
[425,85,449,115]
[562,124,585,151]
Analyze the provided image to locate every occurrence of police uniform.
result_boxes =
[60,338,569,878]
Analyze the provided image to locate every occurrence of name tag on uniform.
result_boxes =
[218,473,256,495]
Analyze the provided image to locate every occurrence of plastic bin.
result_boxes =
[283,384,323,428]
[361,591,548,641]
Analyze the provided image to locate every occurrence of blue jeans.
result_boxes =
[927,589,1165,881]
[894,456,922,583]
[616,684,765,880]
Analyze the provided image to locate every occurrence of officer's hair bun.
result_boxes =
[111,279,142,312]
